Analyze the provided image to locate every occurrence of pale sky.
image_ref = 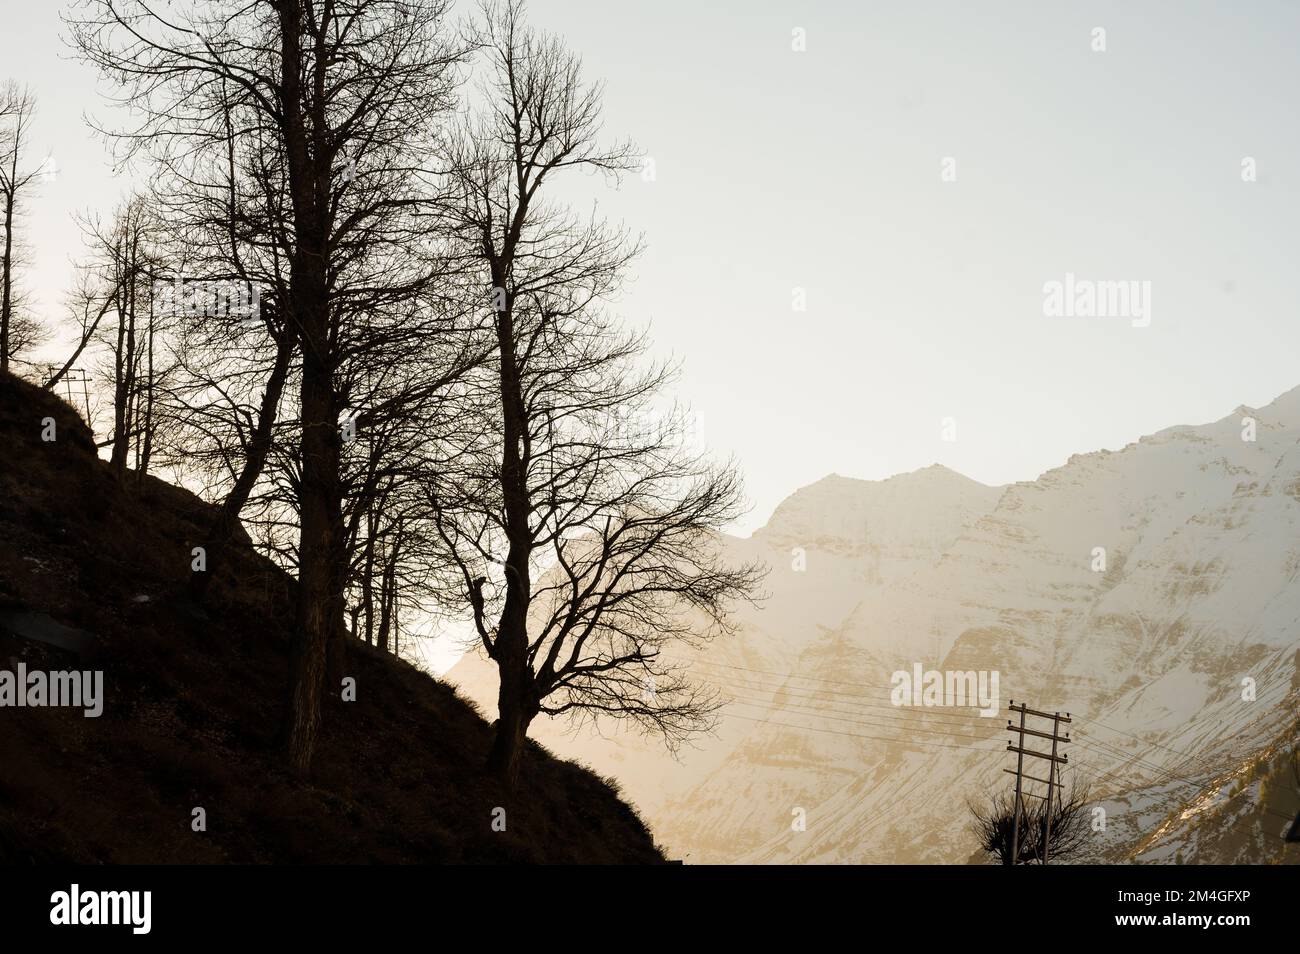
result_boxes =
[6,0,1300,551]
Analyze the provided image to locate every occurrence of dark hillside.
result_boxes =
[0,372,663,864]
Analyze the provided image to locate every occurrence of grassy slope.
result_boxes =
[0,372,664,864]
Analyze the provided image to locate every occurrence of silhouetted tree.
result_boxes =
[77,198,169,480]
[433,0,762,786]
[0,81,44,375]
[140,80,301,603]
[68,0,469,774]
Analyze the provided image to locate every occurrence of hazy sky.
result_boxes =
[6,0,1300,543]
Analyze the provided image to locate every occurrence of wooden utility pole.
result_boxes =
[1009,702,1027,863]
[1041,710,1064,862]
[1287,755,1300,843]
[1004,700,1071,864]
[50,367,93,423]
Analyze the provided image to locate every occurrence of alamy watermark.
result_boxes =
[153,276,261,323]
[50,884,151,935]
[0,664,103,717]
[1042,272,1151,328]
[890,663,1000,717]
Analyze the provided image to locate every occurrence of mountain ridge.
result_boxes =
[448,384,1300,863]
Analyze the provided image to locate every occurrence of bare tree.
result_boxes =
[144,79,302,604]
[433,0,762,785]
[72,198,169,480]
[342,352,466,654]
[968,779,1094,865]
[68,0,469,774]
[0,81,44,375]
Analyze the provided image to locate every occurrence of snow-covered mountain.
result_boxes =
[446,391,1300,864]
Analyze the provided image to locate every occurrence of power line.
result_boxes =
[701,673,996,721]
[720,692,1002,740]
[1077,699,1295,775]
[684,662,999,715]
[717,685,1001,730]
[669,654,1100,694]
[722,708,1003,753]
[689,659,1297,802]
[1073,693,1297,792]
[1073,735,1223,793]
[688,655,1297,763]
[680,656,1297,808]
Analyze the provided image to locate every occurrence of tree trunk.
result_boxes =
[486,674,535,788]
[136,296,155,487]
[109,246,131,478]
[191,332,291,602]
[360,507,377,645]
[484,272,538,786]
[279,0,345,777]
[376,537,398,653]
[287,326,339,775]
[121,235,139,470]
[0,185,14,377]
[325,519,349,690]
[486,593,533,785]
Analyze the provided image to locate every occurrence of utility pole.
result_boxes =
[1287,755,1300,843]
[1042,710,1065,863]
[1009,701,1027,864]
[73,368,92,423]
[1004,700,1071,864]
[54,366,92,422]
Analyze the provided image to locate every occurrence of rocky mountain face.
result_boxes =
[446,393,1300,864]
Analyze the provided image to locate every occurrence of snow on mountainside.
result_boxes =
[446,391,1300,864]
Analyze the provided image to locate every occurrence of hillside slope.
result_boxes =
[0,372,663,864]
